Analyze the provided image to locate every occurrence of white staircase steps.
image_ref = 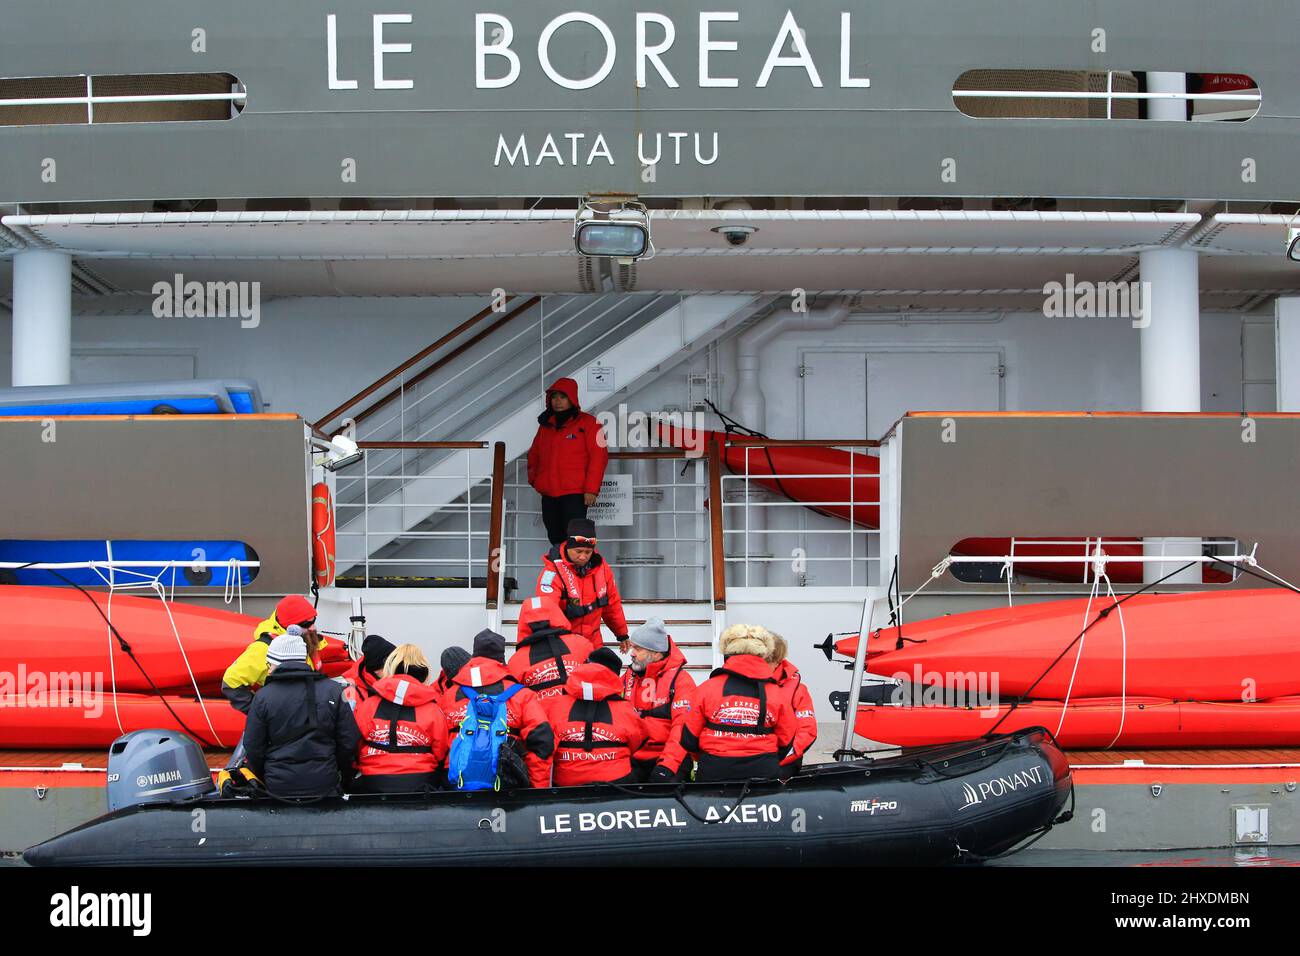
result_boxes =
[500,600,716,673]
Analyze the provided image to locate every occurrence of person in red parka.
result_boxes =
[508,596,593,701]
[766,632,817,772]
[352,644,448,794]
[441,629,555,789]
[535,518,628,649]
[527,377,609,545]
[544,648,647,786]
[339,634,396,712]
[655,624,796,783]
[621,617,697,782]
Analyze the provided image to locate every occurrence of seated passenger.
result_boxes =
[544,648,647,787]
[766,632,818,773]
[242,630,360,799]
[621,618,697,782]
[434,646,471,702]
[442,629,555,790]
[352,644,448,794]
[508,596,593,701]
[654,624,796,784]
[534,518,629,649]
[339,634,396,711]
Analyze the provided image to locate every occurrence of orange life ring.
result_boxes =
[311,481,336,588]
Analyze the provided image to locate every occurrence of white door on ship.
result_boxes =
[800,348,1004,440]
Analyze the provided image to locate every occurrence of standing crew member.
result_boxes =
[339,634,397,711]
[508,596,593,701]
[766,632,818,773]
[527,377,608,545]
[655,624,796,783]
[544,648,646,786]
[352,644,448,794]
[242,631,360,799]
[535,518,628,649]
[621,618,696,782]
[442,629,555,789]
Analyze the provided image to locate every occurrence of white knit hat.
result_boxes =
[267,627,308,665]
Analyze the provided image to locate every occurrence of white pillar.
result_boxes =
[1275,297,1300,411]
[1147,72,1187,122]
[11,250,73,387]
[1139,246,1201,583]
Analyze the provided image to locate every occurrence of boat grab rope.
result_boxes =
[597,777,759,824]
[982,559,1196,740]
[7,561,221,748]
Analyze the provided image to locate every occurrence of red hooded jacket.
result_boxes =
[353,674,449,778]
[543,662,647,786]
[661,654,797,776]
[441,657,555,788]
[340,659,382,711]
[527,377,608,498]
[508,597,594,701]
[772,658,818,765]
[621,638,696,765]
[535,544,628,647]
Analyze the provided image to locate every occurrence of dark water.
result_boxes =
[990,847,1300,867]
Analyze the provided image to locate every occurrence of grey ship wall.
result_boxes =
[0,0,1297,204]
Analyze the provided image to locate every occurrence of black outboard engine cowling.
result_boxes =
[106,729,215,811]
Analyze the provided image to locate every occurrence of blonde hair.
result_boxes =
[382,644,430,680]
[765,632,788,666]
[720,623,775,660]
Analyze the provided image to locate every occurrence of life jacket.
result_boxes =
[536,544,627,647]
[354,675,448,779]
[447,683,525,791]
[544,662,647,786]
[622,639,697,762]
[526,377,608,498]
[508,596,593,700]
[666,655,798,777]
[443,657,557,789]
[221,613,323,692]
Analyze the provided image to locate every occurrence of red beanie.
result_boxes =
[275,594,317,628]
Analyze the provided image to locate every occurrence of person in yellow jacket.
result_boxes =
[221,594,322,713]
[218,594,322,794]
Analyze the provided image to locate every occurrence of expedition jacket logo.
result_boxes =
[958,766,1045,811]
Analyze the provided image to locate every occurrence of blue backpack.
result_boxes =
[448,683,524,792]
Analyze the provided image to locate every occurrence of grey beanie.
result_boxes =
[629,617,669,654]
[440,646,471,677]
[267,627,308,665]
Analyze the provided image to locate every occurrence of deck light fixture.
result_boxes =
[574,196,654,261]
[1287,224,1300,262]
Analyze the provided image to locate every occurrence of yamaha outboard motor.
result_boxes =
[106,729,216,811]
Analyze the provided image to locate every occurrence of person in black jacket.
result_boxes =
[243,630,360,799]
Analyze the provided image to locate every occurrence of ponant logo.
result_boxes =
[958,766,1045,811]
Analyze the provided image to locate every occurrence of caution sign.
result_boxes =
[589,473,631,527]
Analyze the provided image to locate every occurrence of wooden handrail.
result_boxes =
[485,441,507,610]
[343,295,542,434]
[312,300,508,431]
[708,437,727,610]
[724,437,882,448]
[357,441,487,449]
[607,449,701,460]
[311,295,540,433]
